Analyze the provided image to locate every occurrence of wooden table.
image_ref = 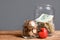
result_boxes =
[0,30,60,40]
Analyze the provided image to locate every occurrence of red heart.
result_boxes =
[39,28,48,38]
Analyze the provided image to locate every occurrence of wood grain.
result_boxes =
[0,30,23,36]
[0,30,60,40]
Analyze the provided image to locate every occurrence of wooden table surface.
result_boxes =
[0,30,60,40]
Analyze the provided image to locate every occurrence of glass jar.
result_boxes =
[35,4,55,36]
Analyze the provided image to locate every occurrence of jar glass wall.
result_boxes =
[35,4,55,19]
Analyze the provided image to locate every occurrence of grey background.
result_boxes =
[0,0,60,30]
